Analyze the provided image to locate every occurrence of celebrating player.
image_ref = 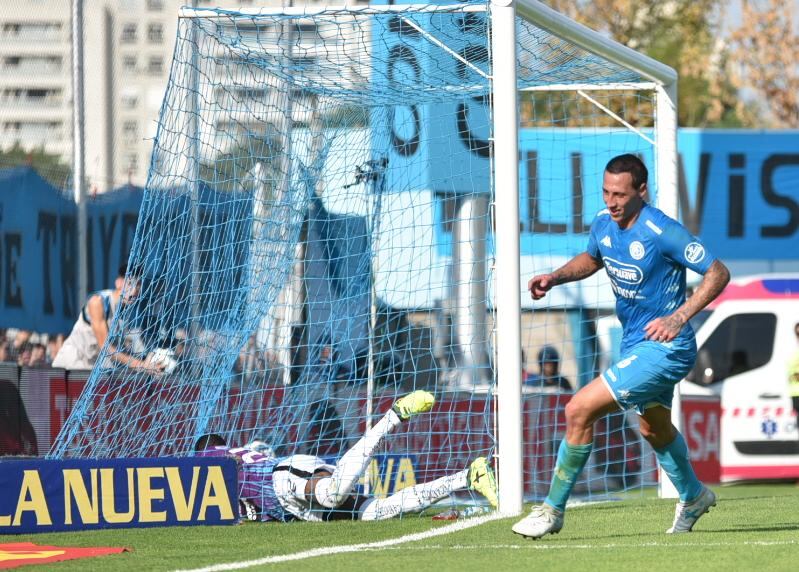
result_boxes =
[196,390,498,522]
[512,154,730,539]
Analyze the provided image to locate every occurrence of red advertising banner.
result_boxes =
[4,364,655,498]
[682,395,721,483]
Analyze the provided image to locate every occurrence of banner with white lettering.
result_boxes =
[681,395,721,483]
[0,457,238,533]
[3,129,797,331]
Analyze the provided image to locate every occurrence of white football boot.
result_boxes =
[666,486,717,533]
[511,504,564,539]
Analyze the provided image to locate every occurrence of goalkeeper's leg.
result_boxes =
[358,456,498,520]
[314,390,435,509]
[359,471,468,521]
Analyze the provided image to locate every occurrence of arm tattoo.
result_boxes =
[662,314,685,332]
[674,260,730,324]
[552,252,603,286]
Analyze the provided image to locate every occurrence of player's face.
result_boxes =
[602,171,646,229]
[118,276,141,305]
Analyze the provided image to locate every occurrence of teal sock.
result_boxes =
[654,432,703,502]
[544,439,592,512]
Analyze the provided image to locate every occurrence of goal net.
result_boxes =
[51,0,677,514]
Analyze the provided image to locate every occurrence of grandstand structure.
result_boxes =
[52,0,678,515]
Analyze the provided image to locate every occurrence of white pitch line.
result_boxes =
[175,512,507,572]
[371,539,799,550]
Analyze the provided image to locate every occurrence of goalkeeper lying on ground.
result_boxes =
[195,390,498,522]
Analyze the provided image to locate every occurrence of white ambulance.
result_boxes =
[680,274,799,481]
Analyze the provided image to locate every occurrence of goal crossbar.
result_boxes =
[178,3,488,19]
[516,0,676,87]
[522,82,659,92]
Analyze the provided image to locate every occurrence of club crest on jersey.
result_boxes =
[629,241,645,260]
[601,235,612,248]
[603,257,643,285]
[684,242,706,263]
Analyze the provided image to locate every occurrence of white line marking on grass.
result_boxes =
[175,512,507,572]
[356,540,799,551]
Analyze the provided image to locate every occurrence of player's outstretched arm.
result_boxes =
[528,252,603,300]
[86,295,164,374]
[644,259,731,342]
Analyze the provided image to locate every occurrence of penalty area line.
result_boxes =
[175,512,507,572]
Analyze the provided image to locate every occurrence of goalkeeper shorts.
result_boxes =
[271,455,336,522]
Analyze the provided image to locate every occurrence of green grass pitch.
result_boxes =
[3,484,796,572]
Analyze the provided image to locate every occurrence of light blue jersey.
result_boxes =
[588,204,716,354]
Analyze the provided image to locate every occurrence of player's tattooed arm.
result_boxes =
[551,252,604,285]
[528,252,602,300]
[644,259,730,342]
[673,259,731,324]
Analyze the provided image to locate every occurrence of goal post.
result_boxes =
[493,0,679,511]
[51,0,679,516]
[490,0,523,517]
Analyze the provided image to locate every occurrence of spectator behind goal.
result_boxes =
[524,346,572,391]
[52,264,164,373]
[5,329,31,363]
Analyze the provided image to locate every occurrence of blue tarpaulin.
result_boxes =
[0,167,143,334]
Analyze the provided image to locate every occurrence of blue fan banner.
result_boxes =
[1,131,796,332]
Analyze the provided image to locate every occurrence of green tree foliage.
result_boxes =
[542,0,744,127]
[0,143,72,190]
[730,0,799,127]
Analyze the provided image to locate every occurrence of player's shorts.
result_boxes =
[600,339,696,415]
[271,454,336,522]
[271,455,370,521]
[272,455,368,522]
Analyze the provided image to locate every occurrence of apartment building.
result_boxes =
[0,0,363,191]
[0,2,74,169]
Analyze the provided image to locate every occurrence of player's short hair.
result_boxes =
[605,154,648,190]
[194,433,226,452]
[117,262,143,280]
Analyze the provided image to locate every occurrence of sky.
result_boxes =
[722,0,799,34]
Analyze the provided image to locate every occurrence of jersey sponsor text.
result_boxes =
[603,258,644,285]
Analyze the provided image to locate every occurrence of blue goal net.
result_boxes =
[52,2,663,508]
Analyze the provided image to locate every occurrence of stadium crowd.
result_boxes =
[0,328,64,368]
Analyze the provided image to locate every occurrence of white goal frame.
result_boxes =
[493,0,678,512]
[178,0,679,515]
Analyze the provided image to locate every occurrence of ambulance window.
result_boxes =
[686,313,776,385]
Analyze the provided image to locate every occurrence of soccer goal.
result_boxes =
[51,0,677,516]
